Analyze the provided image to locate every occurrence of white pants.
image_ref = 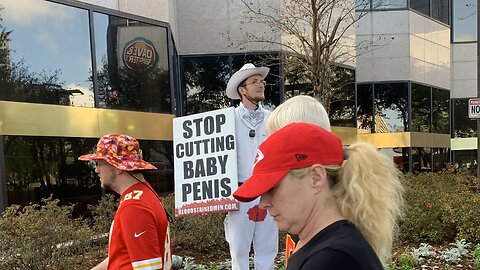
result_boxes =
[224,198,278,270]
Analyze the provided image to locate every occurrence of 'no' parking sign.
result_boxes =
[468,98,480,119]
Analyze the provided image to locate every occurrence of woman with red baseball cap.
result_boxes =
[233,123,404,269]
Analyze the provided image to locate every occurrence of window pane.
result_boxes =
[0,1,93,106]
[453,0,477,42]
[452,98,476,137]
[432,0,450,25]
[93,12,171,113]
[411,83,431,132]
[380,147,410,173]
[432,148,449,171]
[412,147,432,173]
[181,56,230,114]
[410,0,430,16]
[432,88,449,134]
[330,67,355,127]
[372,0,407,10]
[374,83,409,132]
[453,150,477,174]
[356,83,374,133]
[356,0,371,10]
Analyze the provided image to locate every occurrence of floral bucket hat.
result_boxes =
[78,134,157,171]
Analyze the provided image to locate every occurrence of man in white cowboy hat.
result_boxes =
[224,63,278,270]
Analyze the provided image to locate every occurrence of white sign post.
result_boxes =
[173,107,239,217]
[469,98,480,119]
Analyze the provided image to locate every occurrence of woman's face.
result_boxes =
[259,170,317,235]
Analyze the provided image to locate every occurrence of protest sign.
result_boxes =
[173,107,239,217]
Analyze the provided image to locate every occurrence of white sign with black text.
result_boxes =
[173,107,239,217]
[469,98,480,119]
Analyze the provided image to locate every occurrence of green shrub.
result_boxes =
[161,194,229,257]
[0,196,107,269]
[474,244,480,270]
[400,170,480,243]
[398,252,417,270]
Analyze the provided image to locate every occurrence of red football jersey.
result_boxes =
[108,182,172,270]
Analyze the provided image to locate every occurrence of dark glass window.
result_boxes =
[432,88,449,134]
[411,83,431,132]
[372,0,407,9]
[452,98,476,138]
[4,136,99,213]
[453,0,477,42]
[181,56,230,114]
[93,12,171,113]
[374,83,409,132]
[0,1,93,106]
[453,150,477,174]
[356,0,371,10]
[412,147,432,173]
[432,148,449,171]
[432,0,450,25]
[329,67,355,127]
[4,136,174,211]
[356,83,374,133]
[410,0,430,16]
[231,54,281,110]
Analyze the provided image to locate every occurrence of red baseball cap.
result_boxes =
[233,122,343,202]
[78,134,157,171]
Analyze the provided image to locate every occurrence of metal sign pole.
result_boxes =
[477,0,480,178]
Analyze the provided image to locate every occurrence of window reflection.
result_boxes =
[412,147,432,173]
[0,1,93,106]
[432,88,449,134]
[432,0,449,25]
[432,148,449,171]
[453,150,477,174]
[181,56,230,114]
[410,0,430,17]
[329,67,355,127]
[93,12,171,113]
[452,98,476,138]
[372,0,407,9]
[355,0,371,10]
[374,83,408,133]
[380,147,410,173]
[453,0,477,42]
[356,83,374,133]
[411,83,431,132]
[4,136,174,208]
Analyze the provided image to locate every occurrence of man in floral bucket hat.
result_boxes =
[79,134,172,270]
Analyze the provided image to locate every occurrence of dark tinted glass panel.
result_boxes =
[356,0,371,10]
[329,67,355,127]
[432,148,449,171]
[356,83,374,133]
[452,98,476,137]
[453,0,477,42]
[93,12,171,113]
[4,136,99,215]
[374,83,408,132]
[4,136,174,212]
[372,0,407,9]
[137,140,174,195]
[410,0,430,16]
[0,1,93,106]
[432,0,450,25]
[412,147,432,173]
[181,56,230,114]
[432,88,449,133]
[411,83,431,132]
[453,150,477,174]
[232,54,281,110]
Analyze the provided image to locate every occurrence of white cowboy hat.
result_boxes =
[225,63,269,100]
